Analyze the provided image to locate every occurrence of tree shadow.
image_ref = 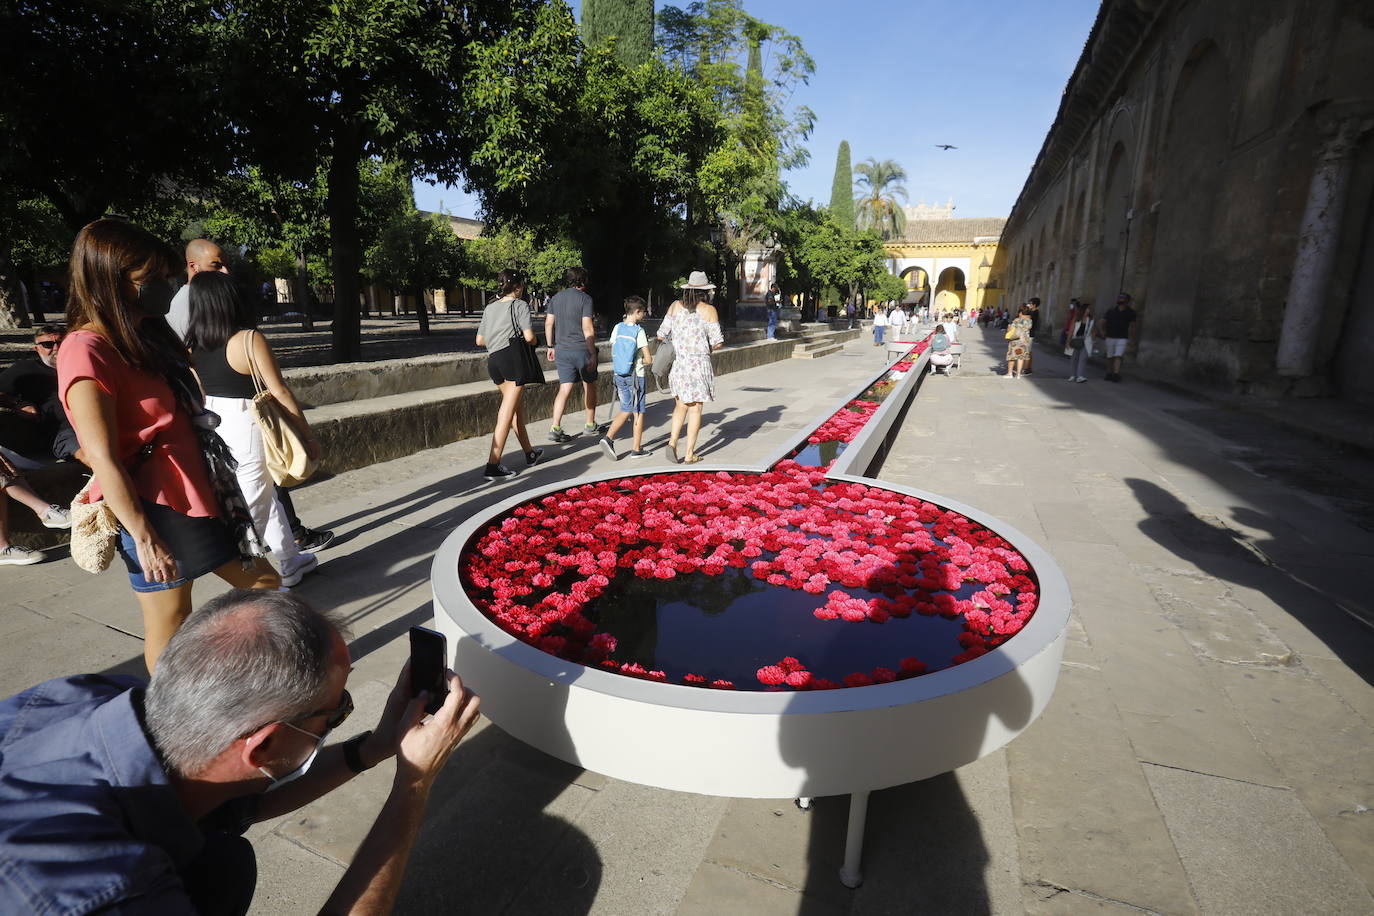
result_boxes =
[956,325,1374,688]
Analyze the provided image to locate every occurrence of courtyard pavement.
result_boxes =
[3,327,1372,914]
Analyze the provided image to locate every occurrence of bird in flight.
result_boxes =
[935,144,958,150]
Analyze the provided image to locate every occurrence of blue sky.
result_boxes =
[413,0,1102,220]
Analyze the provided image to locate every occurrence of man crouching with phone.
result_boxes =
[0,590,480,915]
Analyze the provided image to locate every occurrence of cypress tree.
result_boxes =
[829,140,855,229]
[581,0,654,64]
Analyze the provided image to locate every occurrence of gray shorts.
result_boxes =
[555,349,598,384]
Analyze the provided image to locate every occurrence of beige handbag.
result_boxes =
[243,331,318,487]
[69,476,120,573]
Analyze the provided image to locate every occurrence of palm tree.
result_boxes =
[853,158,909,240]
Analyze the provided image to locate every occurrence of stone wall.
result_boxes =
[993,0,1374,402]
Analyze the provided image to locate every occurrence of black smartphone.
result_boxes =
[408,626,449,715]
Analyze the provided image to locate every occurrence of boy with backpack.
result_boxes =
[599,296,653,460]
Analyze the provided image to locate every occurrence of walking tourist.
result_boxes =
[658,271,725,464]
[0,589,483,916]
[0,451,70,566]
[545,267,600,442]
[1102,293,1138,382]
[59,218,279,671]
[1063,300,1095,382]
[1023,298,1041,375]
[599,296,654,460]
[185,271,320,587]
[167,238,228,342]
[1005,305,1034,379]
[169,238,333,553]
[475,269,544,480]
[872,306,888,347]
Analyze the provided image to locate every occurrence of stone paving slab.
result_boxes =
[5,326,1374,914]
[1143,763,1373,915]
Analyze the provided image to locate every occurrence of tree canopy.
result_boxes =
[829,141,855,230]
[854,158,909,240]
[581,0,654,63]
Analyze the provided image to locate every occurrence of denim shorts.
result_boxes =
[613,373,647,414]
[118,500,237,592]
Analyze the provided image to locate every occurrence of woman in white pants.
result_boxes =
[186,272,320,586]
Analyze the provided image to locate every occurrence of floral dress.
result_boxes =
[1006,315,1033,361]
[658,305,724,403]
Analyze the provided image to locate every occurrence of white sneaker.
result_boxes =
[40,505,71,529]
[0,545,44,566]
[279,552,319,587]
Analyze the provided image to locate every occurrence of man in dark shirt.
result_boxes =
[544,266,600,442]
[765,283,780,340]
[1023,298,1041,375]
[0,590,481,915]
[1101,293,1138,382]
[0,324,80,460]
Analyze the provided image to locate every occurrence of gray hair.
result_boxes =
[145,590,350,776]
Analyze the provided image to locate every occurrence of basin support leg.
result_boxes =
[839,790,870,889]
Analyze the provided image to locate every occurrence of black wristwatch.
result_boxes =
[342,731,375,774]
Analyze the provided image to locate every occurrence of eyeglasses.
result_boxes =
[36,340,59,350]
[243,688,353,738]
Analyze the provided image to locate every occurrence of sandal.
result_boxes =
[683,454,704,464]
[666,442,680,464]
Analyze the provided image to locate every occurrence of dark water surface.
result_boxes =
[589,566,974,687]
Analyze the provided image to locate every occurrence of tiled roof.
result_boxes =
[892,217,1006,244]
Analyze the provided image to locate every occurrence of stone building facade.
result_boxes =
[993,0,1374,401]
[885,217,1007,315]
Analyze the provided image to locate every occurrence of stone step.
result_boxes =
[793,343,843,359]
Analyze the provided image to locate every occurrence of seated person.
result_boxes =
[0,325,80,461]
[0,450,70,566]
[929,324,955,373]
[0,590,481,914]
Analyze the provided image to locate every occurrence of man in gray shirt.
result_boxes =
[167,239,229,341]
[544,267,599,442]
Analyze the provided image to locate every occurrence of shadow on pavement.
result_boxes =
[1127,478,1374,687]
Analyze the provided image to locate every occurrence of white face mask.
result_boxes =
[258,722,327,792]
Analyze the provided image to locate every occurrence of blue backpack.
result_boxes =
[612,322,640,376]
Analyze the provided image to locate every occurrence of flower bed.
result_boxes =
[461,463,1038,691]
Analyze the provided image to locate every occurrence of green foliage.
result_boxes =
[869,270,909,304]
[829,141,855,230]
[0,0,232,228]
[581,0,654,63]
[658,0,815,251]
[854,158,909,240]
[222,0,586,359]
[364,210,465,294]
[463,227,581,297]
[0,197,71,278]
[784,206,887,301]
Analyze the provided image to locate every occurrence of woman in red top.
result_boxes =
[59,219,279,671]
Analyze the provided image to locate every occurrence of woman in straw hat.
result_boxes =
[656,270,724,464]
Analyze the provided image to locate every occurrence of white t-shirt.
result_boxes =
[873,311,888,327]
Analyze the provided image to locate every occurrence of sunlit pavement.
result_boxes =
[5,329,1371,914]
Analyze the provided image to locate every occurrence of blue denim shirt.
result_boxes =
[0,675,205,914]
